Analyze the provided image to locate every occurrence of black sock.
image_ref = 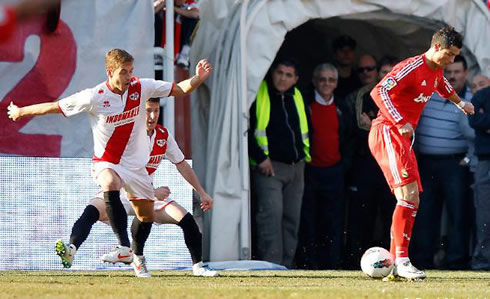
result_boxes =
[69,205,100,249]
[177,213,202,264]
[131,217,153,256]
[104,191,130,247]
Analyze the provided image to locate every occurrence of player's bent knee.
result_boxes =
[136,214,154,223]
[394,181,420,206]
[88,198,106,220]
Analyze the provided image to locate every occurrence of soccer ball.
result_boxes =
[360,247,394,278]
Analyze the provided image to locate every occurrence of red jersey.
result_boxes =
[146,124,184,176]
[370,54,455,129]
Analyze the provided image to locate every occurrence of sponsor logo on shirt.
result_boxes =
[105,106,139,126]
[382,77,397,90]
[129,92,140,101]
[413,93,431,103]
[147,154,165,169]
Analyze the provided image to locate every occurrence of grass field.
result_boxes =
[1,270,490,298]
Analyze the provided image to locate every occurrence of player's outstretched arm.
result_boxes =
[175,160,213,211]
[7,101,60,121]
[170,59,212,97]
[448,93,475,115]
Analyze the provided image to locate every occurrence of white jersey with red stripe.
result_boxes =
[370,54,455,129]
[147,124,185,176]
[58,77,174,171]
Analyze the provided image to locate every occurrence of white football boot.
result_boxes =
[55,240,77,268]
[131,255,151,278]
[383,260,426,281]
[100,245,134,264]
[192,261,219,277]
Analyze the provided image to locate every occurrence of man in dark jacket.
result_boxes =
[469,85,490,270]
[249,58,310,267]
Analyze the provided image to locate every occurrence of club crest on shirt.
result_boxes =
[129,92,139,101]
[382,77,397,90]
[157,139,166,147]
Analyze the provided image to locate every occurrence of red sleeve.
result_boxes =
[437,75,456,99]
[371,74,410,129]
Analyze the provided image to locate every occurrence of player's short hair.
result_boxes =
[147,98,160,104]
[431,26,463,49]
[313,63,338,80]
[453,55,467,70]
[105,49,134,71]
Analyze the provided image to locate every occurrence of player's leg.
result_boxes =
[96,168,130,248]
[368,123,425,280]
[390,182,426,280]
[127,200,154,278]
[155,201,218,276]
[55,198,105,268]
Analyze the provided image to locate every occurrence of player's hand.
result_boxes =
[258,157,275,177]
[462,102,475,115]
[7,102,21,121]
[195,59,212,82]
[199,192,213,212]
[154,186,171,200]
[398,122,414,138]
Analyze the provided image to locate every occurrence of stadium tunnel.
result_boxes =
[190,0,490,263]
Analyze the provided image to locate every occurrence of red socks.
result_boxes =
[390,200,417,259]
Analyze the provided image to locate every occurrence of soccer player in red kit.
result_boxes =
[368,26,474,281]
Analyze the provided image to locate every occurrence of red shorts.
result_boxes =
[368,120,422,193]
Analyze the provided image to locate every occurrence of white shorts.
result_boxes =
[97,190,175,225]
[91,161,154,201]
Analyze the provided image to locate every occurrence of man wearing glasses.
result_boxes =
[296,63,354,269]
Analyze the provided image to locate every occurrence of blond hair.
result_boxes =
[105,49,134,71]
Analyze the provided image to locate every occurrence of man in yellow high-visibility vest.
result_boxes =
[248,58,310,268]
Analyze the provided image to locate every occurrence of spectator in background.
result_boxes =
[344,55,398,269]
[332,35,361,99]
[154,0,199,68]
[469,85,490,270]
[412,55,474,270]
[471,74,490,95]
[249,58,310,268]
[175,0,199,69]
[295,63,353,269]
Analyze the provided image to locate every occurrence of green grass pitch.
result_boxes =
[1,270,489,298]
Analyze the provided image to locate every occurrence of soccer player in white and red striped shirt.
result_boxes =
[368,26,474,281]
[54,99,217,277]
[7,49,212,267]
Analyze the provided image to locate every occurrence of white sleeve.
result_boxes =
[141,78,174,99]
[58,88,94,117]
[165,133,185,164]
